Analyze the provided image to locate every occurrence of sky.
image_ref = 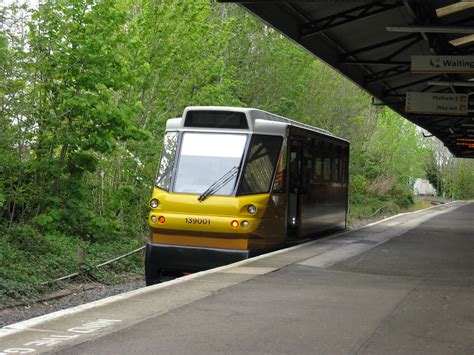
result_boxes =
[1,0,38,7]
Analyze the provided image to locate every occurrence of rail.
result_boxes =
[41,246,145,285]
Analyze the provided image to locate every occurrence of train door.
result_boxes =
[288,139,303,237]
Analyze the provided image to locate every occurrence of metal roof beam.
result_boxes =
[300,1,403,39]
[435,88,454,94]
[382,36,421,61]
[437,2,474,17]
[341,33,419,58]
[340,60,410,66]
[427,80,474,88]
[450,34,474,47]
[387,26,474,34]
[402,1,429,41]
[384,74,443,93]
[364,65,410,84]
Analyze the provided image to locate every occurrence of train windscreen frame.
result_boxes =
[155,131,178,191]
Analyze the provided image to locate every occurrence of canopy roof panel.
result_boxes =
[226,0,474,158]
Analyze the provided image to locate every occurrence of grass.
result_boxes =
[406,199,433,212]
[0,223,144,306]
[349,195,438,229]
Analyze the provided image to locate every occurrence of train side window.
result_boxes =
[302,140,313,190]
[239,135,282,195]
[310,139,320,184]
[155,131,178,191]
[314,157,322,183]
[346,147,350,183]
[340,157,346,183]
[342,150,349,183]
[323,157,331,182]
[334,154,340,182]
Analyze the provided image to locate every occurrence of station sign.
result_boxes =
[405,92,468,115]
[411,55,474,73]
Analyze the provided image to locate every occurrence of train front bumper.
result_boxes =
[145,242,249,272]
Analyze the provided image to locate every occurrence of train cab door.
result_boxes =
[288,139,303,238]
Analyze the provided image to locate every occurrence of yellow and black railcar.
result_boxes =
[146,106,349,284]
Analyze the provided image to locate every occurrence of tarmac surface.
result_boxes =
[1,201,473,354]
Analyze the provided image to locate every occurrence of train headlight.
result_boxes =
[151,215,157,223]
[247,205,257,214]
[150,198,160,208]
[230,220,239,228]
[241,220,249,228]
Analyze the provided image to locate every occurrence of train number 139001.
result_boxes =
[185,217,210,225]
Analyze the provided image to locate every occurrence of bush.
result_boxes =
[350,174,368,196]
[0,221,143,305]
[388,184,414,209]
[350,180,415,220]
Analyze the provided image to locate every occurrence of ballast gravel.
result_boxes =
[0,277,146,328]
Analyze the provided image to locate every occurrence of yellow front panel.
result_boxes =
[150,212,260,234]
[148,188,274,249]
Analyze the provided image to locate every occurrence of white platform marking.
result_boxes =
[299,244,371,268]
[221,267,277,275]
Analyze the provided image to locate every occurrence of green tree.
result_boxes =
[23,0,146,238]
[0,3,35,228]
[452,159,474,199]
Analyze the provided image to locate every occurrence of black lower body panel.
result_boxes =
[145,243,250,273]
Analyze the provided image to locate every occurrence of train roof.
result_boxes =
[166,106,347,142]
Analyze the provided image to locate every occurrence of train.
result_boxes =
[145,106,349,285]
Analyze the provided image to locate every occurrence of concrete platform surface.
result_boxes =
[1,201,473,354]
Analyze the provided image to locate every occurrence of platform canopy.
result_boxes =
[224,0,474,158]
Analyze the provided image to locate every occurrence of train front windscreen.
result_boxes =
[174,132,247,195]
[156,131,248,196]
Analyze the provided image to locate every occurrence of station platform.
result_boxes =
[1,201,473,354]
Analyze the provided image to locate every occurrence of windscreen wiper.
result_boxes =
[198,166,240,202]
